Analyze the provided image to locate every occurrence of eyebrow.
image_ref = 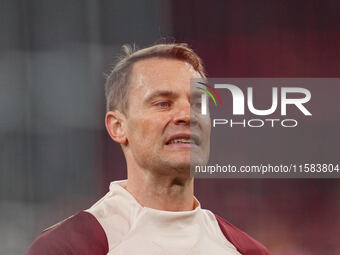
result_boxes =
[191,90,204,99]
[144,90,177,103]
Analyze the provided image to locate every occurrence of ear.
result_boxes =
[105,110,128,145]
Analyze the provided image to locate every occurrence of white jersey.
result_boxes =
[85,180,241,255]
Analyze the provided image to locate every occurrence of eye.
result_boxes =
[155,101,171,108]
[192,102,201,109]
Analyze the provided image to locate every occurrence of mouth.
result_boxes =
[165,134,200,146]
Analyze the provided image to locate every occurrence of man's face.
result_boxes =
[123,57,210,176]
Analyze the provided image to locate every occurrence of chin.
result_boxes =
[157,152,208,174]
[190,151,209,166]
[163,160,191,174]
[170,159,191,170]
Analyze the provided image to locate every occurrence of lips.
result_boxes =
[165,134,200,146]
[168,138,194,144]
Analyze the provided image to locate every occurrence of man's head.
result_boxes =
[105,43,205,114]
[105,43,210,177]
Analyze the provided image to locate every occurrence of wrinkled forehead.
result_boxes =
[129,57,202,91]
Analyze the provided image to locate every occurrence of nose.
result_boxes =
[174,113,189,125]
[173,101,198,126]
[173,100,190,125]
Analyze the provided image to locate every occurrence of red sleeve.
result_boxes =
[25,211,108,255]
[215,214,271,255]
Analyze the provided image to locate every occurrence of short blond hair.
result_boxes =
[104,43,205,113]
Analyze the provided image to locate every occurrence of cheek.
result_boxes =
[128,117,163,143]
[199,116,211,135]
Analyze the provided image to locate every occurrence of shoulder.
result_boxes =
[25,211,108,255]
[215,214,271,255]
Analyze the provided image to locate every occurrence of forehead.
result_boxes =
[129,57,201,92]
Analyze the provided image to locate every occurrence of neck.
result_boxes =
[126,167,195,212]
